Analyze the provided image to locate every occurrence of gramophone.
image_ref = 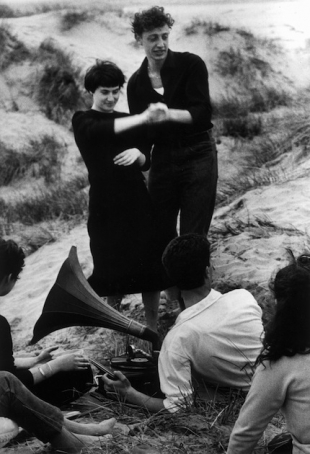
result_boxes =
[30,246,161,393]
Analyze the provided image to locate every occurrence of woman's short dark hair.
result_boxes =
[257,253,310,365]
[0,239,25,281]
[131,6,175,37]
[84,60,126,93]
[162,234,210,290]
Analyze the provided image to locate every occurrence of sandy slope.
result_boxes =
[0,0,308,352]
[0,0,309,452]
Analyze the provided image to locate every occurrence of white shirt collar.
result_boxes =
[172,289,222,329]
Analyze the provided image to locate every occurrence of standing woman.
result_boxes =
[72,60,169,332]
[227,253,310,454]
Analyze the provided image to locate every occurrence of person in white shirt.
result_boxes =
[102,234,264,413]
[227,253,310,454]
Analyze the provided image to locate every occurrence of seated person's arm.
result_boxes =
[14,346,58,369]
[103,371,165,413]
[227,362,287,454]
[158,348,193,413]
[103,349,193,413]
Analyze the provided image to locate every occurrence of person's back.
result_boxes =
[159,288,263,411]
[228,257,310,454]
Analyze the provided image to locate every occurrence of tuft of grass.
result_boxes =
[36,39,86,123]
[0,175,88,225]
[236,27,281,53]
[0,135,63,186]
[212,86,292,138]
[0,22,30,69]
[0,2,65,18]
[28,135,64,184]
[221,116,262,139]
[184,19,230,36]
[211,216,303,239]
[60,9,89,31]
[249,86,292,112]
[215,47,271,81]
[216,167,287,206]
[0,4,15,17]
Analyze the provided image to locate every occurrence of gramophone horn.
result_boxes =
[30,246,158,347]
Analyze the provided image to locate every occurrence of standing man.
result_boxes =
[127,6,218,247]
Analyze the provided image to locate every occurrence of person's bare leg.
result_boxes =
[164,286,184,312]
[142,291,160,332]
[64,416,116,435]
[107,295,123,311]
[50,427,104,453]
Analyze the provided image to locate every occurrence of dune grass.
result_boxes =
[0,135,64,186]
[0,4,14,17]
[0,22,30,68]
[35,38,86,123]
[0,175,88,225]
[184,19,230,36]
[60,9,90,31]
[0,2,66,17]
[211,216,303,240]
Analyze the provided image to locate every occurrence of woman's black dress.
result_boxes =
[72,109,170,296]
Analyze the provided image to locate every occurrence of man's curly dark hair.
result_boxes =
[131,6,175,37]
[162,233,210,290]
[0,238,25,281]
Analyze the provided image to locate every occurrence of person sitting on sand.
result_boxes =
[0,238,92,406]
[227,253,310,454]
[0,371,116,453]
[102,234,264,413]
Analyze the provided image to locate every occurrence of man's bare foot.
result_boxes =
[64,417,116,436]
[51,430,112,453]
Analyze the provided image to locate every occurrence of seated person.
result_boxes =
[0,238,92,406]
[227,253,310,454]
[0,371,116,453]
[102,233,264,412]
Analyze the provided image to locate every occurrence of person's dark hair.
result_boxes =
[256,252,310,365]
[0,238,25,281]
[162,233,210,290]
[131,6,175,37]
[84,60,126,93]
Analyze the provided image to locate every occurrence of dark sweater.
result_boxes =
[0,314,34,387]
[127,49,213,147]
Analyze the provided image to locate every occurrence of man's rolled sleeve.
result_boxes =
[158,347,193,413]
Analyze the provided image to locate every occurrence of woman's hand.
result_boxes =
[102,370,131,398]
[113,148,142,166]
[36,346,59,363]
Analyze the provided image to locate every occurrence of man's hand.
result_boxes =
[102,370,131,398]
[113,148,142,166]
[102,370,165,412]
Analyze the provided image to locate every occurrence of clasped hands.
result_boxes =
[144,102,170,124]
